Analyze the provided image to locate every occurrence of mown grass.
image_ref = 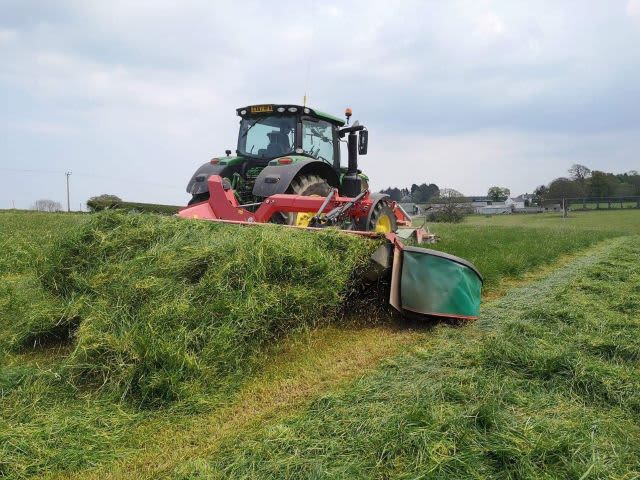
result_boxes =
[0,211,86,275]
[0,211,385,478]
[6,212,383,405]
[0,210,637,478]
[200,236,640,479]
[0,212,87,352]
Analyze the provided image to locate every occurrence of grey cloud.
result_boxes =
[1,0,639,209]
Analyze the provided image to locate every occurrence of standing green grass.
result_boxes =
[462,209,640,234]
[427,224,616,294]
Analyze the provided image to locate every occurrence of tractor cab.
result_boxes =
[235,104,346,169]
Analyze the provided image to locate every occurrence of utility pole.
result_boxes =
[65,171,72,212]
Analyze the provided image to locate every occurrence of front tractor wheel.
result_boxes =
[279,174,332,227]
[364,202,397,234]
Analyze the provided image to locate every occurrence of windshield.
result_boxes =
[237,115,295,159]
[302,119,335,164]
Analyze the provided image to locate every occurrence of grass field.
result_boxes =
[462,209,640,233]
[1,209,639,478]
[205,237,640,479]
[570,201,639,210]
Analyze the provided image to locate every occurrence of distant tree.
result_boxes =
[587,171,617,198]
[566,164,591,195]
[627,172,640,195]
[379,187,403,202]
[32,199,62,212]
[546,177,582,200]
[380,184,439,204]
[427,188,466,223]
[617,171,640,195]
[87,194,123,212]
[487,186,510,202]
[568,164,591,183]
[532,185,548,206]
[614,182,636,197]
[411,183,439,203]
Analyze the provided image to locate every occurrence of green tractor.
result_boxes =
[186,103,397,232]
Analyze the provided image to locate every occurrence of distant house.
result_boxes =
[543,203,563,212]
[479,204,511,215]
[505,197,526,209]
[514,206,543,213]
[399,202,421,216]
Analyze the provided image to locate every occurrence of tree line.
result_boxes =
[534,165,640,204]
[379,183,440,203]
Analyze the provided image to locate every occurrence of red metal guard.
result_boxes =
[179,175,374,224]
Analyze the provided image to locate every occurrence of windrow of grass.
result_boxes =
[0,211,86,275]
[199,236,640,479]
[4,212,383,406]
[0,212,87,352]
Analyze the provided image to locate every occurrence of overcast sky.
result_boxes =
[2,0,639,209]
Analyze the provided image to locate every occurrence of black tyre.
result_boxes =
[361,201,397,233]
[275,173,332,226]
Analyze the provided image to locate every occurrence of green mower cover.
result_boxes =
[397,246,483,320]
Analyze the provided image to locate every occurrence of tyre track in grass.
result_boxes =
[52,238,625,480]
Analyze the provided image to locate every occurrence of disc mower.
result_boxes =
[179,104,482,320]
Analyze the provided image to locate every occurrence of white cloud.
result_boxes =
[475,11,506,37]
[0,28,17,44]
[326,6,340,17]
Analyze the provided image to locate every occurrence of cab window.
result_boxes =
[302,119,335,164]
[238,115,295,159]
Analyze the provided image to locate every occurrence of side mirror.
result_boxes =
[358,130,368,155]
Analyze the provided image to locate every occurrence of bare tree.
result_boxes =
[32,199,62,212]
[568,164,591,183]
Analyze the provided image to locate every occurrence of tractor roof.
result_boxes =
[236,104,346,126]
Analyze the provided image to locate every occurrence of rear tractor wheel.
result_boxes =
[279,173,332,227]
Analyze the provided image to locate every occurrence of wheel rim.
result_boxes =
[374,214,393,233]
[295,211,315,228]
[293,194,321,228]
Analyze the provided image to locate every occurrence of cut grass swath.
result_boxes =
[35,212,384,405]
